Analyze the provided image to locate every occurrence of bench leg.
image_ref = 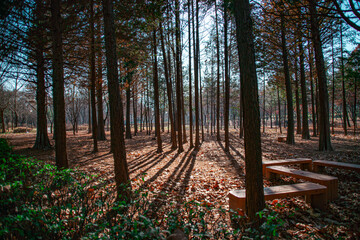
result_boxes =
[301,163,312,171]
[314,165,325,173]
[310,193,327,210]
[229,196,245,216]
[265,171,279,180]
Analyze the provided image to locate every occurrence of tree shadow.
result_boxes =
[217,141,244,177]
[129,148,176,175]
[141,147,199,217]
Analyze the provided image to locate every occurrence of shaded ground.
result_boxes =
[2,127,360,239]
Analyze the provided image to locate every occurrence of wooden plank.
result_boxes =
[229,183,327,214]
[313,160,360,172]
[265,166,338,200]
[262,158,313,174]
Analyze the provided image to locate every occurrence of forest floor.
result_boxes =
[3,127,360,239]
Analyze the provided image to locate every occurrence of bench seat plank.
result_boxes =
[265,166,338,200]
[313,160,360,172]
[262,158,312,174]
[229,183,327,214]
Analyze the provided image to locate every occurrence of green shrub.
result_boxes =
[0,140,284,239]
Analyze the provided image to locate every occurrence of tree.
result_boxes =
[233,0,265,222]
[215,0,221,141]
[51,0,68,168]
[33,0,51,150]
[194,0,200,150]
[89,0,98,152]
[96,29,106,141]
[160,22,177,149]
[102,0,131,198]
[308,0,333,151]
[224,0,230,152]
[280,13,295,144]
[175,0,183,153]
[299,31,310,139]
[188,0,194,149]
[153,29,162,153]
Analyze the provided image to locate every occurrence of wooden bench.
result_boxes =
[313,160,360,173]
[262,158,312,175]
[278,137,286,142]
[265,166,338,201]
[229,182,327,215]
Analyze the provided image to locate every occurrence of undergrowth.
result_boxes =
[0,138,283,239]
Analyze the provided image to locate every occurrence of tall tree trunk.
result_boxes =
[308,0,333,151]
[277,85,282,134]
[103,0,130,198]
[0,110,5,133]
[299,36,310,139]
[188,0,194,148]
[88,91,92,133]
[239,83,244,138]
[181,61,187,143]
[90,0,98,152]
[224,2,230,152]
[215,0,221,141]
[308,39,317,137]
[125,86,132,139]
[340,24,348,135]
[194,0,200,149]
[331,36,335,134]
[96,24,106,140]
[133,86,138,136]
[280,14,295,144]
[233,0,265,222]
[175,0,183,152]
[140,95,143,132]
[295,55,301,134]
[160,23,176,149]
[33,0,51,150]
[262,78,266,133]
[153,29,162,153]
[200,66,204,141]
[354,77,357,135]
[51,0,68,168]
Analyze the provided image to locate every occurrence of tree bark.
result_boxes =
[233,0,265,222]
[308,39,317,137]
[331,36,335,135]
[33,0,51,150]
[102,0,131,198]
[153,29,162,153]
[308,0,333,151]
[295,55,301,134]
[280,14,295,144]
[299,35,310,139]
[160,23,177,149]
[340,24,348,135]
[224,2,230,152]
[215,0,221,141]
[125,86,132,139]
[194,0,200,150]
[90,0,98,152]
[133,86,138,136]
[175,0,183,152]
[0,110,5,133]
[277,85,282,134]
[188,0,194,148]
[51,0,68,168]
[97,24,106,140]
